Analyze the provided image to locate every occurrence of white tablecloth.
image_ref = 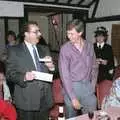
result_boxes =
[67,107,120,120]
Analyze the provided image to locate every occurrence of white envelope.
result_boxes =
[32,71,53,82]
[39,58,52,62]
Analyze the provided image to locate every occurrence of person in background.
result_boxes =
[94,27,115,108]
[102,65,120,109]
[6,21,55,120]
[0,99,17,120]
[6,30,17,48]
[0,61,11,101]
[94,26,114,83]
[59,19,98,119]
[0,30,17,63]
[6,30,18,96]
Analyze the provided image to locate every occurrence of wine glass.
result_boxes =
[88,111,94,120]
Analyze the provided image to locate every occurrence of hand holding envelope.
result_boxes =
[24,71,35,81]
[24,56,54,82]
[40,56,55,71]
[24,71,53,82]
[32,71,53,82]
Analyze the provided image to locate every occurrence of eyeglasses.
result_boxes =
[29,30,41,34]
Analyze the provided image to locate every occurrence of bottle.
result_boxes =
[58,105,65,120]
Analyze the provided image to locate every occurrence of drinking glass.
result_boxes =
[88,111,94,120]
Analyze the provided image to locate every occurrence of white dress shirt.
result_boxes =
[97,42,105,49]
[24,41,40,69]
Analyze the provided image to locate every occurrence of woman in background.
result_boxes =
[6,31,17,96]
[94,26,114,108]
[94,26,114,83]
[0,61,11,101]
[102,65,120,109]
[6,31,17,48]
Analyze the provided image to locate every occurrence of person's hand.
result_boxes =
[100,59,108,65]
[44,56,55,71]
[96,58,101,64]
[24,72,35,81]
[71,98,81,110]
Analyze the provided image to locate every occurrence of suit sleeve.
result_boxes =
[41,45,56,72]
[6,47,27,88]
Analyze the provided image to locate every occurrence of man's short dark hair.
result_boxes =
[23,21,39,33]
[20,21,39,42]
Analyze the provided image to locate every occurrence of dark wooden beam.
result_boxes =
[91,0,99,18]
[78,0,85,6]
[68,0,72,4]
[43,0,47,2]
[3,0,89,9]
[24,7,28,23]
[54,0,59,3]
[87,0,96,6]
[86,15,120,23]
[24,5,88,13]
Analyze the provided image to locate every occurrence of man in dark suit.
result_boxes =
[6,21,55,120]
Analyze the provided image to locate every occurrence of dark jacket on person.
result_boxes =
[94,43,114,82]
[6,42,53,111]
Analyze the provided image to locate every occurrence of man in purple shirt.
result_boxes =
[59,19,98,118]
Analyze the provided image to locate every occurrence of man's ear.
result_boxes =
[24,32,28,36]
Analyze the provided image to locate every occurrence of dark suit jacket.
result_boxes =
[6,42,53,111]
[94,43,114,82]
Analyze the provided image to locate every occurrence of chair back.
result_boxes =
[52,78,64,103]
[96,80,113,108]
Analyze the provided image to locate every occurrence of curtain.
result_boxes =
[48,13,72,51]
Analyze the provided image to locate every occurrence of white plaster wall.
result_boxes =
[0,1,24,17]
[86,21,120,45]
[89,0,120,18]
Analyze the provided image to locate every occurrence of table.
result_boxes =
[67,107,120,120]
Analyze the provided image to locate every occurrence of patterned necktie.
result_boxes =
[32,45,42,71]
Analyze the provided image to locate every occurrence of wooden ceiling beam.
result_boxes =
[68,0,73,4]
[54,0,59,4]
[78,0,85,6]
[88,0,96,6]
[91,0,100,18]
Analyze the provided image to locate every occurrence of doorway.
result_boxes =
[111,24,120,64]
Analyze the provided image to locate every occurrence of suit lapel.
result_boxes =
[21,42,36,70]
[36,45,44,58]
